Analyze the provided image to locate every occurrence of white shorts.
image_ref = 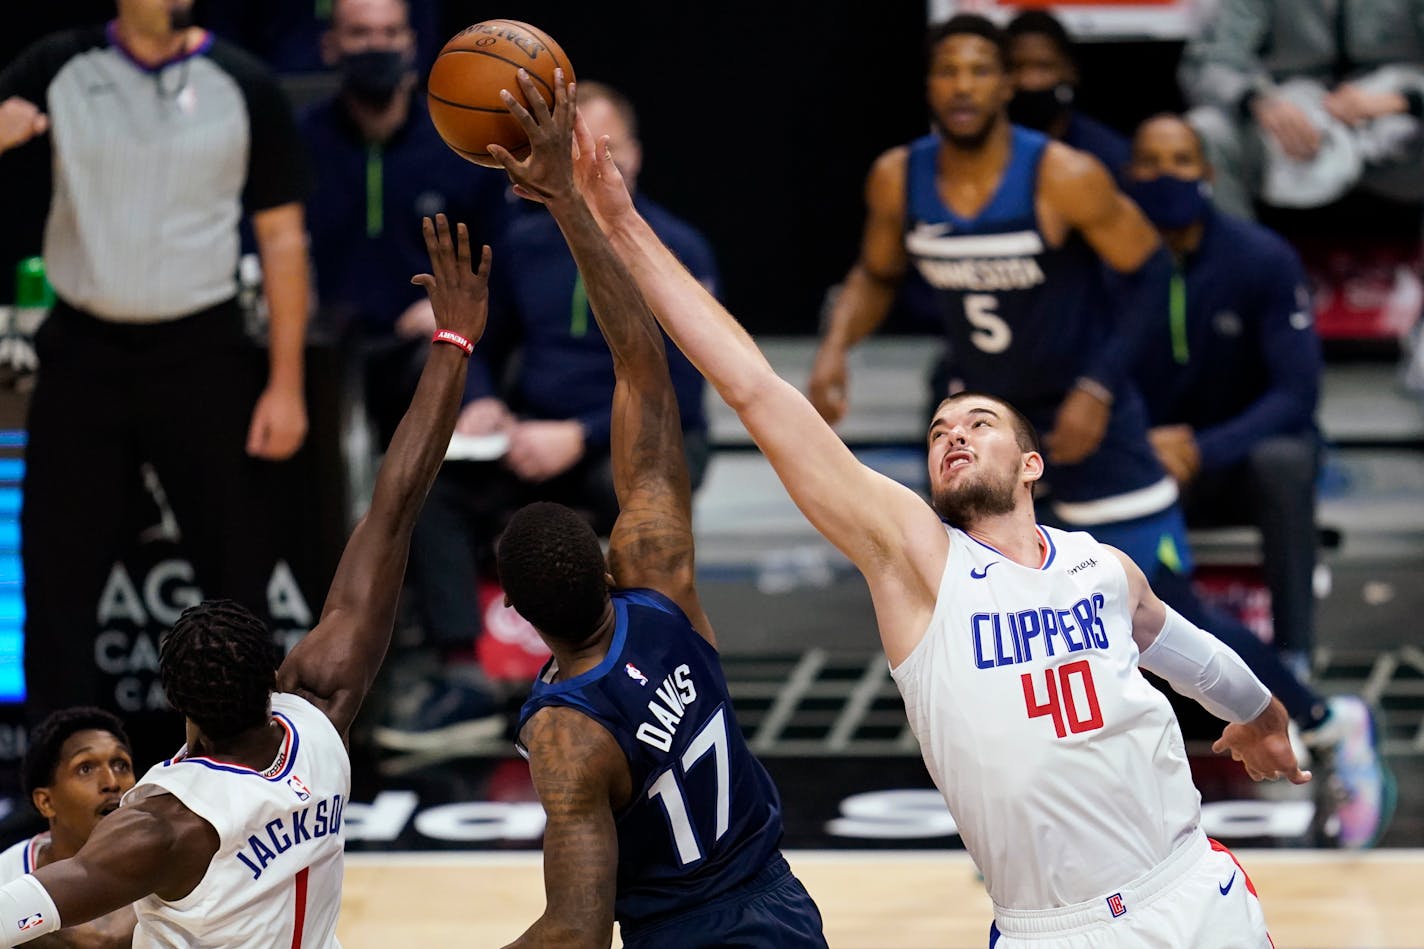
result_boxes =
[988,833,1272,949]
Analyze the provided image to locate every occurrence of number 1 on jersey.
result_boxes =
[1022,660,1104,738]
[647,706,731,866]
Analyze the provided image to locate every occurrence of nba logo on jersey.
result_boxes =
[17,914,44,931]
[1106,893,1127,917]
[625,663,648,686]
[287,774,312,802]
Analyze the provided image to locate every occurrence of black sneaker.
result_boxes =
[373,674,507,752]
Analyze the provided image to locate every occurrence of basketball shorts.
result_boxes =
[619,853,827,949]
[987,833,1272,948]
[1080,503,1195,581]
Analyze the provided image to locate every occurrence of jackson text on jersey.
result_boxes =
[234,791,345,880]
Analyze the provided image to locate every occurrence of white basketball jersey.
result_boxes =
[0,834,45,882]
[123,693,349,948]
[891,525,1201,911]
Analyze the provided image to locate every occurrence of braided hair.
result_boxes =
[159,599,277,742]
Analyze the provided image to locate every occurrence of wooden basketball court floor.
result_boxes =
[338,849,1424,948]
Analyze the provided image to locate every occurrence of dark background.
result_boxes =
[3,3,1187,333]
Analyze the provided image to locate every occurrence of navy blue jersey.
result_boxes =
[517,589,784,930]
[907,127,1173,511]
[905,126,1117,407]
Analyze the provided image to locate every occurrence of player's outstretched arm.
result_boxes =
[276,216,491,738]
[573,124,946,655]
[809,147,911,425]
[491,71,713,645]
[1107,547,1310,785]
[504,708,628,949]
[1,796,216,945]
[1040,143,1159,273]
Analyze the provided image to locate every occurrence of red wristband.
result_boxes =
[432,329,474,356]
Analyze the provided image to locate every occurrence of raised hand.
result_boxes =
[489,67,578,205]
[569,107,638,229]
[808,344,851,425]
[1044,386,1110,465]
[1251,95,1322,162]
[410,213,492,347]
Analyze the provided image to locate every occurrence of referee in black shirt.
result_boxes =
[0,0,310,725]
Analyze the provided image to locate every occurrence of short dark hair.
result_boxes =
[496,502,610,644]
[160,599,277,742]
[1006,10,1076,65]
[1133,111,1210,165]
[23,707,130,802]
[578,81,639,142]
[936,392,1041,454]
[926,14,1010,71]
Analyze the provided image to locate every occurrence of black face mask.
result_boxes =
[1008,83,1074,132]
[339,50,409,106]
[1124,175,1212,229]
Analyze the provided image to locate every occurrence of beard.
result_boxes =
[931,468,1018,526]
[933,109,1001,151]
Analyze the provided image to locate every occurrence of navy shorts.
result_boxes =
[620,853,827,949]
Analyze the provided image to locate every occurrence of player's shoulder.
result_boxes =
[1039,138,1114,188]
[0,834,39,881]
[871,142,912,179]
[519,703,626,775]
[864,144,913,213]
[616,586,692,621]
[271,691,350,754]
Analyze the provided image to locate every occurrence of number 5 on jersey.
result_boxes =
[964,294,1011,353]
[1023,660,1104,738]
[647,706,731,866]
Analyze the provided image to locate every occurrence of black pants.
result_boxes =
[1181,433,1321,657]
[22,299,277,723]
[406,430,710,650]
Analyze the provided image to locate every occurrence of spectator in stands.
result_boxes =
[1125,113,1323,674]
[0,0,309,727]
[199,0,440,76]
[1006,9,1131,179]
[300,0,508,448]
[377,83,716,751]
[1180,0,1424,217]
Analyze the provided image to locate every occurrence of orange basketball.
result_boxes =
[427,20,575,168]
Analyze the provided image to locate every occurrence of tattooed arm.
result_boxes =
[504,708,633,949]
[492,72,714,647]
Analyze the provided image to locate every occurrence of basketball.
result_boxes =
[427,20,575,168]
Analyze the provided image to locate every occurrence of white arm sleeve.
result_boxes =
[0,874,60,945]
[1137,605,1272,724]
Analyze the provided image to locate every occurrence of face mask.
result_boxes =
[1008,83,1073,132]
[339,49,408,106]
[1125,174,1212,229]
